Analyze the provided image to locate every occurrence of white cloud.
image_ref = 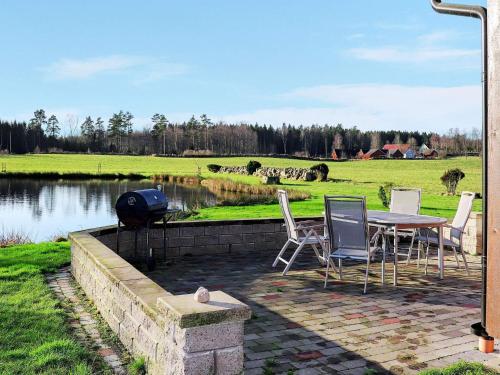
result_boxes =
[219,84,481,133]
[346,33,365,40]
[417,30,460,44]
[374,22,422,31]
[348,30,480,65]
[42,55,188,81]
[132,62,188,84]
[349,46,479,63]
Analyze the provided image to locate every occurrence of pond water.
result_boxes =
[0,178,220,242]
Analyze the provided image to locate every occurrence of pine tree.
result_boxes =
[151,113,168,154]
[200,114,212,150]
[28,109,47,149]
[80,116,95,142]
[94,117,105,151]
[108,111,125,151]
[46,115,60,138]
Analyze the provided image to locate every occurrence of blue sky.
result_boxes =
[0,0,486,133]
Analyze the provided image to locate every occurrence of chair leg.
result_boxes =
[338,259,343,280]
[417,241,422,268]
[324,256,330,288]
[311,244,325,266]
[273,240,291,267]
[282,241,306,275]
[460,248,470,276]
[381,243,386,286]
[406,232,416,265]
[452,247,461,269]
[424,244,430,275]
[364,258,370,294]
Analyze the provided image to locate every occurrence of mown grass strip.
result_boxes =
[0,242,109,375]
[418,360,499,375]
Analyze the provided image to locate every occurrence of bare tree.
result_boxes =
[333,132,344,149]
[280,123,289,154]
[408,136,418,149]
[393,133,402,145]
[429,133,441,150]
[370,132,381,149]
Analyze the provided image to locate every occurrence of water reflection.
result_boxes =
[0,179,218,242]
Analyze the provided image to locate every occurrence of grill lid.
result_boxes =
[115,188,168,227]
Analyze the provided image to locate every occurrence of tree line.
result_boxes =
[0,109,483,157]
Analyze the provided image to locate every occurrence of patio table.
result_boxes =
[367,210,448,285]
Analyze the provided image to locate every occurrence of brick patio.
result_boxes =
[145,247,500,374]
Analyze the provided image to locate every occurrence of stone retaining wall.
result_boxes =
[94,218,291,262]
[70,231,250,375]
[93,213,483,262]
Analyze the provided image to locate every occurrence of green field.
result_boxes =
[0,242,108,375]
[0,154,482,219]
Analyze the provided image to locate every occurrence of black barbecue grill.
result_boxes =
[115,188,178,270]
[116,189,169,227]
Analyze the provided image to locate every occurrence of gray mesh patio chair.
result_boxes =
[273,190,326,275]
[324,195,382,294]
[417,191,475,275]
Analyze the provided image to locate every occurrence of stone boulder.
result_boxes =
[255,167,317,181]
[218,166,248,175]
[262,175,281,185]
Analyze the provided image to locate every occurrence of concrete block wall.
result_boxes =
[93,213,483,261]
[462,212,482,255]
[94,218,292,262]
[70,231,250,375]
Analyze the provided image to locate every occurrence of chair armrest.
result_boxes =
[442,223,465,234]
[297,219,322,225]
[296,223,326,230]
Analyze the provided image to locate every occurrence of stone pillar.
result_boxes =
[463,212,483,255]
[487,0,500,339]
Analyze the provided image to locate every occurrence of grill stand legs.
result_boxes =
[145,221,156,271]
[116,218,170,272]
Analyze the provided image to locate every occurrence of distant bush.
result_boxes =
[47,147,63,153]
[310,163,329,181]
[441,169,465,195]
[378,182,395,208]
[207,164,222,173]
[182,149,214,156]
[0,229,32,248]
[246,160,262,175]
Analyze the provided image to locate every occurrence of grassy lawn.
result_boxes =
[419,361,499,375]
[0,154,482,219]
[0,242,107,375]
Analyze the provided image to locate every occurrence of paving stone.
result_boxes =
[47,266,128,375]
[143,249,500,374]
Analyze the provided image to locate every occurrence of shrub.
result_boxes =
[246,160,262,175]
[207,164,222,173]
[418,360,499,375]
[378,182,394,208]
[128,357,146,375]
[200,178,310,205]
[0,229,31,247]
[310,163,329,181]
[182,149,214,156]
[441,168,465,195]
